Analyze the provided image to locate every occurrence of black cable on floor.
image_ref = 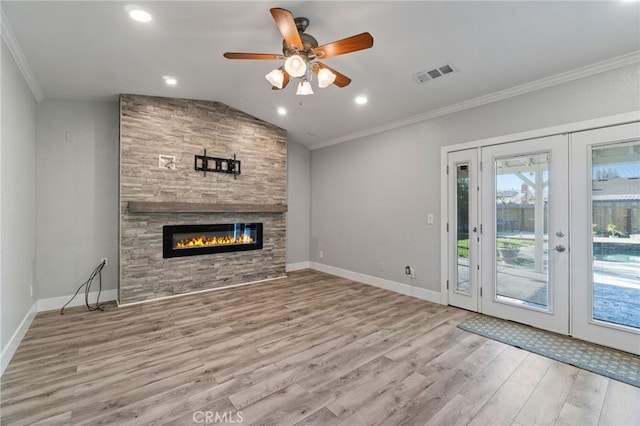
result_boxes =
[60,260,106,314]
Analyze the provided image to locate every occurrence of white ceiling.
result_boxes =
[2,1,639,148]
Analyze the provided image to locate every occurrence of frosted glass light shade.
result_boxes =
[284,55,306,78]
[265,69,284,89]
[296,80,314,95]
[317,68,336,88]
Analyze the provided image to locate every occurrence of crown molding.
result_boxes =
[309,51,640,151]
[1,9,43,102]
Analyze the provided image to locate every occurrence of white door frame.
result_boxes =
[570,122,640,354]
[446,149,480,311]
[441,112,638,303]
[440,113,639,342]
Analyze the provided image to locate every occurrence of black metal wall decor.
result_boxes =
[194,149,241,179]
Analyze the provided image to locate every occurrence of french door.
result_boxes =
[446,123,639,353]
[570,122,640,354]
[446,149,479,312]
[480,135,570,334]
[445,135,570,332]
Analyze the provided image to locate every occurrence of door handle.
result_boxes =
[548,244,566,252]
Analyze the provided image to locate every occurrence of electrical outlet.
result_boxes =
[101,257,109,267]
[405,266,415,278]
[319,250,324,259]
[159,154,176,170]
[29,285,33,297]
[378,262,384,271]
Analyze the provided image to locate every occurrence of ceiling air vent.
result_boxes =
[413,62,458,85]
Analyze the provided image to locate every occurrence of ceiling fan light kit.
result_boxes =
[284,55,307,78]
[317,68,336,88]
[265,69,285,89]
[224,7,373,96]
[296,80,314,96]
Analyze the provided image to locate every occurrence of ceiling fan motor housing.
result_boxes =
[294,17,309,32]
[282,17,318,61]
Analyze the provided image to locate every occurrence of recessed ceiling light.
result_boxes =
[277,107,287,116]
[125,5,152,23]
[355,96,368,105]
[163,76,177,86]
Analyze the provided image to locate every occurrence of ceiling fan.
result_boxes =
[223,8,374,95]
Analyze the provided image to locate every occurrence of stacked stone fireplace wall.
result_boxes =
[119,94,287,304]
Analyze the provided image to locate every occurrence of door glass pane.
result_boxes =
[495,153,549,309]
[591,142,640,329]
[456,164,470,294]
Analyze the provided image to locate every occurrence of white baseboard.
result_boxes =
[1,301,38,376]
[1,289,118,375]
[286,261,312,272]
[37,289,118,312]
[309,262,443,305]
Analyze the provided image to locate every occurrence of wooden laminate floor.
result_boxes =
[1,270,638,425]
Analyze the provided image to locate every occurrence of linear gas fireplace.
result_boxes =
[163,223,263,258]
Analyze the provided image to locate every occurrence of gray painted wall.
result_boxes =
[286,141,311,266]
[310,64,640,293]
[36,99,119,299]
[1,41,37,351]
[32,98,309,304]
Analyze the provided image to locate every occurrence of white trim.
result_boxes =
[310,262,443,305]
[286,261,311,272]
[442,111,640,154]
[309,52,640,151]
[0,289,115,373]
[0,302,37,375]
[116,276,287,307]
[440,148,449,305]
[1,9,43,102]
[37,289,118,313]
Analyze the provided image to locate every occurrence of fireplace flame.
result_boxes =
[175,233,254,249]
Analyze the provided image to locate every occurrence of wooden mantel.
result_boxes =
[127,201,287,214]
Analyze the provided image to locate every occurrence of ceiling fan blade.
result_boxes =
[271,68,291,90]
[223,52,285,60]
[270,8,303,50]
[313,62,352,88]
[313,32,374,59]
[281,70,291,88]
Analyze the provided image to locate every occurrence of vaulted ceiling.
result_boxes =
[2,1,639,148]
